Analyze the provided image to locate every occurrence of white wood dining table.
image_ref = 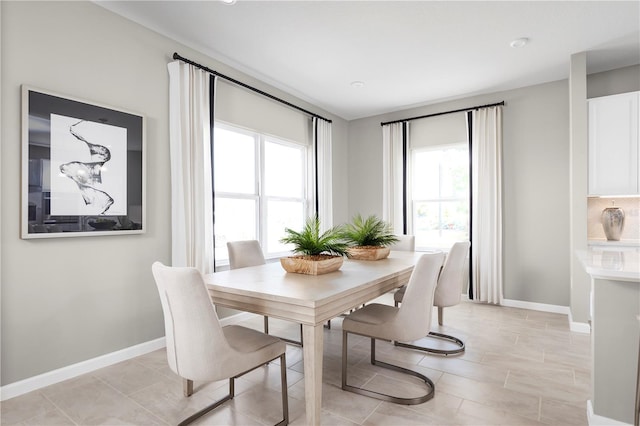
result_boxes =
[203,250,428,426]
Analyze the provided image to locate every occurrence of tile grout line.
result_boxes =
[359,400,384,425]
[93,374,172,425]
[538,396,543,421]
[39,391,80,426]
[359,372,378,389]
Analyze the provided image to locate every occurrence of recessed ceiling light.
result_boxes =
[350,81,365,88]
[510,37,529,48]
[221,0,236,4]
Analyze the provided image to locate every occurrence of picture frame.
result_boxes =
[21,86,146,239]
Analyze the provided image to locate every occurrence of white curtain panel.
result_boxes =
[167,61,215,274]
[382,122,405,234]
[404,124,413,234]
[314,117,333,230]
[471,106,503,304]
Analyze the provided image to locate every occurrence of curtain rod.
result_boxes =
[172,52,332,123]
[380,101,505,126]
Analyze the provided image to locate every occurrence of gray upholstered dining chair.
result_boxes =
[394,240,470,355]
[227,240,303,346]
[341,252,445,404]
[391,234,415,252]
[151,262,289,426]
[227,240,267,270]
[326,235,416,330]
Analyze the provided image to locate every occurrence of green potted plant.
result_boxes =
[341,214,399,260]
[279,215,348,275]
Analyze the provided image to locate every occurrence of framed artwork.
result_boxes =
[21,86,145,238]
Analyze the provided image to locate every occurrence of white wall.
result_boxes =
[0,1,346,386]
[348,80,571,307]
[588,64,640,99]
[330,118,350,225]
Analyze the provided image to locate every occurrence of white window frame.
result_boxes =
[410,142,470,251]
[213,122,311,266]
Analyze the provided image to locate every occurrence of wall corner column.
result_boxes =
[569,52,591,326]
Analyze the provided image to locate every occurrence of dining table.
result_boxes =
[203,250,429,426]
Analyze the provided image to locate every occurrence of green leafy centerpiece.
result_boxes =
[279,216,348,275]
[341,214,399,260]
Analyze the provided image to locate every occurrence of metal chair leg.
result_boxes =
[394,331,465,355]
[264,315,303,346]
[393,301,463,355]
[179,353,288,426]
[178,379,234,426]
[342,331,435,405]
[277,353,289,426]
[183,378,193,397]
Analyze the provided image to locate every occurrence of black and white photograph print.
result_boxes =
[50,114,128,216]
[21,86,145,239]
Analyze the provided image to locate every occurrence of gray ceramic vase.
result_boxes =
[601,207,625,241]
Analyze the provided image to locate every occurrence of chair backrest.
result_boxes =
[151,262,231,381]
[391,235,415,252]
[227,240,266,270]
[395,252,445,341]
[434,241,471,308]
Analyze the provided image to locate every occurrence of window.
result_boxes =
[213,124,309,265]
[411,144,469,250]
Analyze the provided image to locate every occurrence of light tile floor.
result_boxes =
[1,296,591,425]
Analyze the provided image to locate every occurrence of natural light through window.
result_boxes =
[214,128,255,194]
[265,141,303,198]
[411,144,469,250]
[213,124,308,265]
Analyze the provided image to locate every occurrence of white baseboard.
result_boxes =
[568,311,592,334]
[569,321,591,333]
[501,298,570,315]
[587,400,632,425]
[501,299,592,334]
[0,337,166,402]
[0,311,258,402]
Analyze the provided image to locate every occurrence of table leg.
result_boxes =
[302,323,324,426]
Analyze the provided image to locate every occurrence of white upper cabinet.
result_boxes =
[588,91,640,196]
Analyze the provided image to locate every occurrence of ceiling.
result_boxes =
[95,1,640,121]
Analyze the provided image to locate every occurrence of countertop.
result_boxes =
[578,246,640,282]
[588,239,640,247]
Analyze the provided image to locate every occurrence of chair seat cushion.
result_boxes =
[223,325,285,354]
[342,303,400,341]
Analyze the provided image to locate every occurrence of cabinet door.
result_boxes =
[588,92,639,195]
